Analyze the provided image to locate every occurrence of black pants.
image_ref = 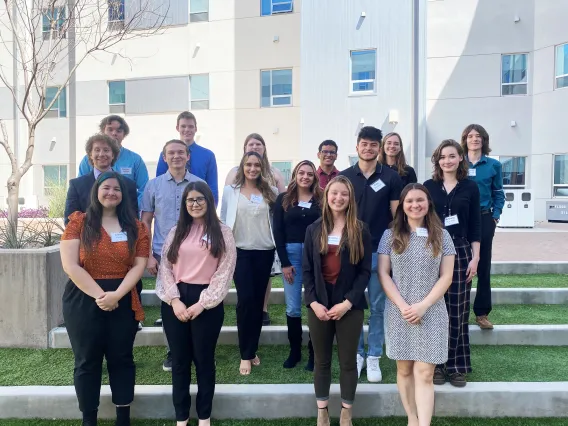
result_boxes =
[474,212,496,317]
[234,248,275,360]
[62,278,138,413]
[162,283,224,421]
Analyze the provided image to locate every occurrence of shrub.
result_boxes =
[0,217,63,249]
[45,180,67,219]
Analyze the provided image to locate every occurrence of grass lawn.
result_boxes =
[0,345,565,386]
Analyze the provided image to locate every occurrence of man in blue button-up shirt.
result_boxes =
[155,111,218,205]
[461,124,505,330]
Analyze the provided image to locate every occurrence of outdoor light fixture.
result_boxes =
[273,35,279,43]
[389,110,400,124]
[510,121,517,127]
[514,15,520,22]
[49,137,56,151]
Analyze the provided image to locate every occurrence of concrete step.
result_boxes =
[141,287,568,307]
[1,382,566,419]
[49,324,568,349]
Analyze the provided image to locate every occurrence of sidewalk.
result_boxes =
[494,222,568,262]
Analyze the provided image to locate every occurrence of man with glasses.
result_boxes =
[141,139,204,372]
[316,140,340,189]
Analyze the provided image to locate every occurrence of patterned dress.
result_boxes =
[378,229,456,364]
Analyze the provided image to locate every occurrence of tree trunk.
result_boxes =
[6,175,20,240]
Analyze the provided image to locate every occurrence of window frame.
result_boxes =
[42,6,66,40]
[553,154,568,198]
[261,0,293,16]
[43,165,68,196]
[555,43,568,90]
[190,73,210,110]
[501,53,529,96]
[107,0,125,30]
[498,155,527,189]
[349,49,377,95]
[190,0,209,22]
[45,86,67,118]
[271,161,292,184]
[108,80,126,113]
[260,68,293,108]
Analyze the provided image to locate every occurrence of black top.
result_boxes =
[302,218,372,311]
[340,163,403,250]
[273,192,322,267]
[386,164,417,188]
[423,178,481,243]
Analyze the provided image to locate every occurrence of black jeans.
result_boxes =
[62,278,138,413]
[162,283,224,421]
[474,212,496,317]
[234,248,275,360]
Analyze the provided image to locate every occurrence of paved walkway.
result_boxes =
[494,222,568,261]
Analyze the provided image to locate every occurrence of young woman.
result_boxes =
[378,184,455,426]
[220,151,279,375]
[273,160,322,370]
[156,182,236,426]
[60,171,148,426]
[224,133,285,326]
[424,139,481,388]
[378,132,418,187]
[303,175,372,426]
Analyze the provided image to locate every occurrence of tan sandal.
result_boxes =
[239,359,251,375]
[251,355,261,366]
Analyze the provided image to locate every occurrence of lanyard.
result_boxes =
[441,181,459,217]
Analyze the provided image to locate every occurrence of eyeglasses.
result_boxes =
[186,197,206,206]
[320,150,337,156]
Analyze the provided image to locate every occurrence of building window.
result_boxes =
[501,54,528,95]
[42,7,66,40]
[190,0,209,22]
[43,165,68,195]
[190,74,209,109]
[553,154,568,197]
[261,0,293,16]
[109,80,126,113]
[272,161,292,184]
[45,86,67,118]
[350,50,377,94]
[555,43,568,89]
[261,69,292,107]
[500,156,526,187]
[108,0,125,30]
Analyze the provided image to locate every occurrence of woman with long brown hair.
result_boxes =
[220,151,278,375]
[424,139,481,388]
[378,183,455,426]
[378,132,418,187]
[303,175,372,426]
[273,160,322,370]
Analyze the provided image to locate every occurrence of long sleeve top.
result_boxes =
[386,164,418,188]
[272,192,321,267]
[466,155,505,220]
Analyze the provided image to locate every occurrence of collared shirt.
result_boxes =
[466,155,505,220]
[93,167,105,179]
[79,146,149,207]
[340,163,403,250]
[155,141,219,205]
[141,170,205,254]
[317,166,339,189]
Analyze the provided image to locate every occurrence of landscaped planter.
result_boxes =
[0,245,66,348]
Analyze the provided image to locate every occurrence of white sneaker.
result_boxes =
[356,354,365,378]
[366,356,382,382]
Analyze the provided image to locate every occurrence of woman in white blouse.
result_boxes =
[221,151,278,375]
[156,181,236,426]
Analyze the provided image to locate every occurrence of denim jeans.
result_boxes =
[357,252,385,357]
[283,243,304,318]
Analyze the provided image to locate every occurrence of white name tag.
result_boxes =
[120,167,132,175]
[416,227,428,237]
[445,215,460,227]
[298,201,312,209]
[250,194,263,204]
[370,179,386,192]
[468,169,476,177]
[327,235,340,245]
[111,231,128,242]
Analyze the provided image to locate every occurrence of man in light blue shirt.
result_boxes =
[78,115,149,206]
[155,111,218,204]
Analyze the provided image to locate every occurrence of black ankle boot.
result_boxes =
[283,315,302,368]
[115,406,131,426]
[305,336,314,371]
[82,409,97,426]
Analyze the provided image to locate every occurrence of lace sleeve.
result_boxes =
[155,227,180,304]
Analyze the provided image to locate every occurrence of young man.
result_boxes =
[340,126,402,383]
[78,115,149,206]
[141,139,205,371]
[156,111,219,204]
[461,124,505,330]
[316,140,340,189]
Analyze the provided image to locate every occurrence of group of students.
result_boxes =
[59,111,504,426]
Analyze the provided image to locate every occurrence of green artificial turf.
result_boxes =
[0,345,565,386]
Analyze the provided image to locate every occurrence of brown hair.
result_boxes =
[319,176,364,265]
[162,139,189,157]
[233,152,277,209]
[379,132,408,176]
[460,123,491,155]
[431,139,469,182]
[391,183,444,257]
[177,111,197,127]
[282,160,323,211]
[85,134,120,167]
[99,115,130,136]
[243,133,276,186]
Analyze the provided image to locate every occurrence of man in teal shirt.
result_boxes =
[461,124,505,330]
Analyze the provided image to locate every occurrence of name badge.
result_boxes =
[445,215,460,227]
[111,231,128,243]
[120,167,132,175]
[416,227,428,237]
[298,201,312,209]
[370,179,386,192]
[468,169,476,177]
[327,235,340,246]
[250,194,263,204]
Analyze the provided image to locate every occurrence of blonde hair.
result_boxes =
[233,152,277,208]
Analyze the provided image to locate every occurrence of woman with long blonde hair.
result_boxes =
[378,132,417,187]
[303,175,372,426]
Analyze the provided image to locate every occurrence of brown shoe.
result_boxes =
[476,315,494,329]
[449,372,467,387]
[433,368,446,385]
[317,407,330,426]
[339,406,353,426]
